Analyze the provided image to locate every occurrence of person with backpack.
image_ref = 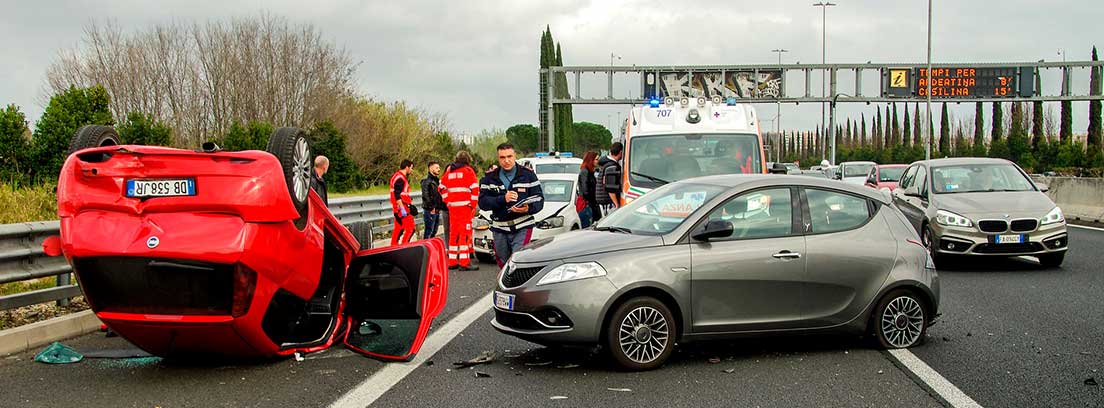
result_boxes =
[594,142,624,214]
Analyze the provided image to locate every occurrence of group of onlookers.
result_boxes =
[575,142,623,228]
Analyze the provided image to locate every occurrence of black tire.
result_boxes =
[604,296,676,371]
[347,221,373,250]
[921,223,949,268]
[266,127,312,230]
[68,125,120,155]
[871,289,928,349]
[1038,252,1065,268]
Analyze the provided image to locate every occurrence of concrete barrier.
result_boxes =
[1033,176,1104,224]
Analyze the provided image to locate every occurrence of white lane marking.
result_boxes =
[886,349,982,408]
[1068,224,1104,232]
[329,292,493,408]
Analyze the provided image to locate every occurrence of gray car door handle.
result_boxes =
[772,251,801,259]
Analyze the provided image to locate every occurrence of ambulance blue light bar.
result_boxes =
[726,97,738,105]
[648,98,661,107]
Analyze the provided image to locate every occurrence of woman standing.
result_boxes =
[577,151,601,228]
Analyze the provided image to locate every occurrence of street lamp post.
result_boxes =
[771,49,789,140]
[814,2,837,161]
[925,0,932,161]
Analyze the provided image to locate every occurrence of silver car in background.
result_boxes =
[892,158,1069,267]
[491,175,939,371]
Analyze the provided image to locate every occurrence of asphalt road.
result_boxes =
[1,228,1102,407]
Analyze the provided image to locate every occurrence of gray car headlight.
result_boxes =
[536,216,565,229]
[1040,206,1064,225]
[935,209,973,228]
[536,262,606,286]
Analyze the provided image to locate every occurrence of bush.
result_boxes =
[0,105,29,183]
[0,182,57,224]
[220,121,273,152]
[30,86,114,183]
[117,112,173,146]
[308,121,362,192]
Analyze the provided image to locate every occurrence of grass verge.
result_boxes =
[0,182,56,224]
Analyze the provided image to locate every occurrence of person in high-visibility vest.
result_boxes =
[439,151,479,270]
[389,159,416,246]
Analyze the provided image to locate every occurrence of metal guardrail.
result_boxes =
[0,193,422,311]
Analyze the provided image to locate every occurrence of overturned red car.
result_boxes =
[47,125,447,361]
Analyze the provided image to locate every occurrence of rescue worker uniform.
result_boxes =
[478,165,544,267]
[389,170,415,246]
[439,163,480,269]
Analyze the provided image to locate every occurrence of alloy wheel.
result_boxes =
[880,296,925,348]
[618,306,670,364]
[292,137,310,202]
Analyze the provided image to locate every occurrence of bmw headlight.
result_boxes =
[1040,206,1065,225]
[935,209,973,228]
[536,216,564,229]
[536,262,606,286]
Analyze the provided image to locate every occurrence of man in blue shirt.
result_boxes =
[478,143,544,267]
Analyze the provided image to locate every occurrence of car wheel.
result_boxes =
[68,125,120,155]
[570,224,580,231]
[921,223,948,268]
[1038,252,1065,268]
[872,289,927,349]
[605,297,675,371]
[347,221,373,250]
[266,127,311,230]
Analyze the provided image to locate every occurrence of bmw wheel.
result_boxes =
[605,297,675,371]
[872,290,927,349]
[921,223,948,268]
[266,127,312,230]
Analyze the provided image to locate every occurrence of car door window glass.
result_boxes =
[705,188,793,240]
[806,189,872,234]
[916,167,928,197]
[899,166,916,189]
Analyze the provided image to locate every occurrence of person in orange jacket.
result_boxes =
[439,151,480,270]
[389,159,416,246]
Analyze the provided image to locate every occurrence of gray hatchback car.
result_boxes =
[491,175,940,370]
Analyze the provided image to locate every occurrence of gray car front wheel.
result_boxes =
[605,297,675,371]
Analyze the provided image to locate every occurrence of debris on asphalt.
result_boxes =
[708,357,721,364]
[1079,351,1093,356]
[550,396,568,400]
[556,364,580,369]
[723,368,736,374]
[966,332,972,337]
[525,361,552,367]
[987,333,994,336]
[474,371,491,378]
[317,369,336,375]
[942,336,951,342]
[294,352,304,362]
[454,351,496,368]
[607,388,632,392]
[1085,378,1099,386]
[34,342,83,364]
[877,370,884,375]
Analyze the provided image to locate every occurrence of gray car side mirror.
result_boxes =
[1037,183,1049,193]
[692,220,734,241]
[769,163,788,174]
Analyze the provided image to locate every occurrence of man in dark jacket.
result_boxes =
[420,161,446,239]
[310,156,329,206]
[478,143,544,267]
[594,142,623,212]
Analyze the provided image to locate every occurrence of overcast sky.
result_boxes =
[2,0,1102,137]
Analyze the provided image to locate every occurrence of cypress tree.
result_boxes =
[884,105,892,149]
[973,102,986,156]
[939,102,950,154]
[1060,100,1072,144]
[1008,102,1030,163]
[861,114,867,147]
[903,104,912,148]
[891,103,900,146]
[1032,101,1045,151]
[913,103,922,146]
[874,107,882,150]
[991,102,1004,142]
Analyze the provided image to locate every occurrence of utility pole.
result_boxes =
[814,2,836,161]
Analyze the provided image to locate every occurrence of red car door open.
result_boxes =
[342,238,448,361]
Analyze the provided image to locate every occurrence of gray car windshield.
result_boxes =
[628,133,761,188]
[534,163,577,174]
[594,183,725,235]
[932,163,1035,194]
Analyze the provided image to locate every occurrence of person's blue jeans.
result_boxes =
[578,206,593,228]
[493,227,533,267]
[422,211,440,239]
